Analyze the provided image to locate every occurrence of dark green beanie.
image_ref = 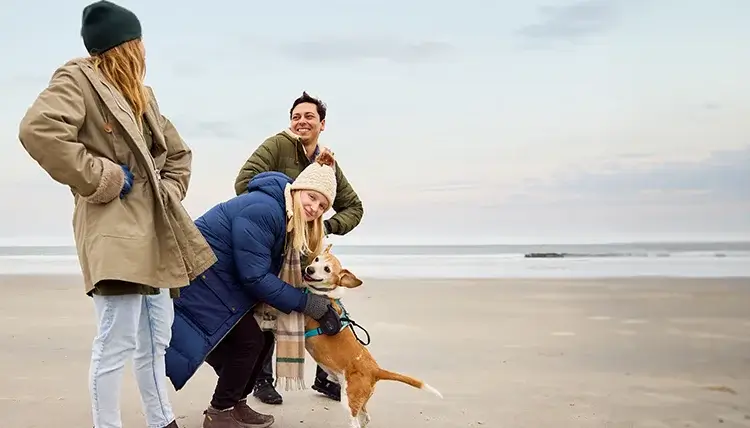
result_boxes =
[80,0,142,55]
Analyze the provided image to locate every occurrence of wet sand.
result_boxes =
[1,274,749,427]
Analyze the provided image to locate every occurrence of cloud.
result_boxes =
[517,0,618,45]
[176,119,244,140]
[519,146,750,205]
[702,102,722,111]
[169,115,276,143]
[269,38,455,64]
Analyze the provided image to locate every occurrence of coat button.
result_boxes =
[103,123,113,133]
[201,275,206,280]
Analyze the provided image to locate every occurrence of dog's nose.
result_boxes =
[305,266,315,275]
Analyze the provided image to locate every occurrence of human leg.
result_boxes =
[203,315,274,428]
[240,331,274,400]
[133,288,177,428]
[89,293,142,428]
[256,338,274,383]
[223,331,276,425]
[251,334,282,405]
[312,364,342,401]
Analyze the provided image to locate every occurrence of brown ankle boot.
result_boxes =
[234,399,274,427]
[202,406,244,428]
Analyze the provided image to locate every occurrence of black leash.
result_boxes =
[340,316,371,346]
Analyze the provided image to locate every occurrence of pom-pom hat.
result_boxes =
[289,149,337,209]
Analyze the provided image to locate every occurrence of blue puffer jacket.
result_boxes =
[165,171,310,391]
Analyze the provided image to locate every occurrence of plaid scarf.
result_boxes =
[252,234,307,391]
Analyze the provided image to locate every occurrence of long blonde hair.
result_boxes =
[288,190,325,258]
[89,38,148,126]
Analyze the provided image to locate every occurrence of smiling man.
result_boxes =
[233,91,364,405]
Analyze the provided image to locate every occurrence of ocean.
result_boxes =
[1,241,749,278]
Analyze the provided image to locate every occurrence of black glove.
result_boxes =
[317,306,342,336]
[302,294,342,336]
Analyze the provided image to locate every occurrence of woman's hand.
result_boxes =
[316,307,343,335]
[119,165,134,199]
[302,293,342,335]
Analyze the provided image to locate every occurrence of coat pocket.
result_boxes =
[174,268,237,336]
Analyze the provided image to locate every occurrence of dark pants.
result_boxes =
[205,314,274,410]
[257,333,334,384]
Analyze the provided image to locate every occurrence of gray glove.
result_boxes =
[303,293,332,319]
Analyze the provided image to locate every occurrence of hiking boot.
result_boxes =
[203,406,250,428]
[252,379,282,405]
[234,399,274,427]
[312,376,341,401]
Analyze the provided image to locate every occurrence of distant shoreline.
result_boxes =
[1,273,748,281]
[2,241,749,278]
[1,240,749,256]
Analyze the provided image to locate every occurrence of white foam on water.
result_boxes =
[1,252,749,278]
[334,253,750,278]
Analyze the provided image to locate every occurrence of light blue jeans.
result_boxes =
[89,288,175,428]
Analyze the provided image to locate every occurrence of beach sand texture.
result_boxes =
[2,275,749,427]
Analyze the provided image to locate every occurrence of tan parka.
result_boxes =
[18,58,217,294]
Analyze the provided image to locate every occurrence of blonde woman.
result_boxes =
[17,1,216,427]
[166,152,342,428]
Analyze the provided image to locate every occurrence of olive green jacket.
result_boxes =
[234,129,363,235]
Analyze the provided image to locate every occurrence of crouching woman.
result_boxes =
[165,152,343,428]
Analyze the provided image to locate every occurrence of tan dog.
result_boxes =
[301,244,442,427]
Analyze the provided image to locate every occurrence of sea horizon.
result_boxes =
[1,239,749,256]
[1,239,749,278]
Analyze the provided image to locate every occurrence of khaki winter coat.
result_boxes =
[18,57,217,294]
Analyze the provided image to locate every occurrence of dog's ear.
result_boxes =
[324,243,333,254]
[338,269,363,288]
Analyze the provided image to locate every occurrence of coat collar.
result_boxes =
[71,58,167,170]
[282,129,325,167]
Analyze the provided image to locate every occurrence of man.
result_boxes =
[234,91,364,405]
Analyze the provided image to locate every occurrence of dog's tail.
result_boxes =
[375,368,443,398]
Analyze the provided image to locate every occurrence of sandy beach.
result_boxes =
[1,274,749,427]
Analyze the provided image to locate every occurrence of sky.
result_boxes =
[1,0,749,245]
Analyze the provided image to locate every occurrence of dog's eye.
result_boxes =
[324,266,331,273]
[314,257,319,262]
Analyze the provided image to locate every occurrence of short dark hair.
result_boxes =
[290,91,327,121]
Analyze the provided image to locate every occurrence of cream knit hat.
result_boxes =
[288,148,337,208]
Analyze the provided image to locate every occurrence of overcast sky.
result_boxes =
[1,0,749,245]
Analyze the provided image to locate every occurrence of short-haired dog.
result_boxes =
[301,244,442,427]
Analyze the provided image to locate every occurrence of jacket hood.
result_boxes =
[247,171,293,208]
[279,128,302,143]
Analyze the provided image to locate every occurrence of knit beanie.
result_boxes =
[289,149,337,208]
[81,1,142,55]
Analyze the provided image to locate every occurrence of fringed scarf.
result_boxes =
[252,185,308,391]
